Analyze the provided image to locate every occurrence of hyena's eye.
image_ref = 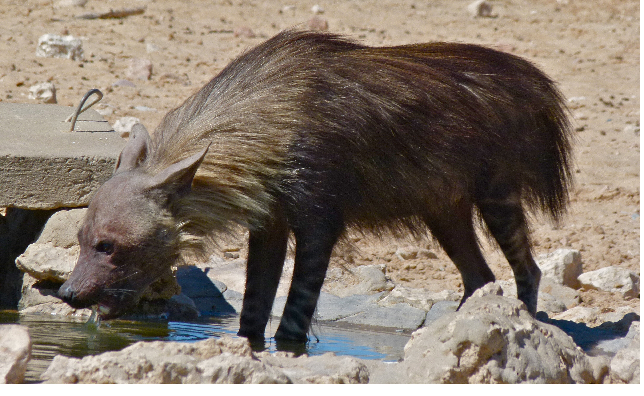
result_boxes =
[95,241,115,255]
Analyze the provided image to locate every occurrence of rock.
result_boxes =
[623,124,640,135]
[159,72,190,86]
[126,58,153,80]
[39,334,377,384]
[37,208,86,249]
[112,79,136,88]
[417,248,438,259]
[14,210,94,315]
[200,255,250,294]
[308,16,329,31]
[223,251,239,259]
[175,265,237,315]
[467,0,495,18]
[258,353,369,384]
[471,281,504,298]
[324,264,394,297]
[28,82,57,104]
[607,322,640,384]
[609,342,640,384]
[198,354,291,384]
[427,289,461,302]
[112,116,142,138]
[338,302,426,330]
[537,292,568,314]
[311,4,324,14]
[395,246,417,260]
[598,306,640,324]
[36,34,83,61]
[303,292,384,321]
[378,285,435,311]
[17,271,91,317]
[499,277,581,314]
[15,208,85,282]
[538,277,582,310]
[541,310,639,356]
[233,26,256,39]
[146,42,162,53]
[537,249,583,288]
[281,5,296,14]
[0,325,31,384]
[578,266,640,299]
[54,0,88,7]
[16,243,78,282]
[423,300,459,326]
[395,246,437,260]
[166,294,200,320]
[322,266,358,297]
[222,289,243,312]
[594,318,640,355]
[41,336,290,384]
[350,264,394,295]
[134,105,157,112]
[379,286,459,314]
[202,253,296,298]
[400,294,608,383]
[552,306,599,324]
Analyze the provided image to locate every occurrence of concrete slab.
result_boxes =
[0,103,125,209]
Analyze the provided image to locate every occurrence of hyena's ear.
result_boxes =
[114,123,151,174]
[147,144,210,200]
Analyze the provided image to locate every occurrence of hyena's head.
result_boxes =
[58,125,207,319]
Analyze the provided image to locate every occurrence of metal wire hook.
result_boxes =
[66,88,103,132]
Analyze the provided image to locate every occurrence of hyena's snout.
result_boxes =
[57,280,94,309]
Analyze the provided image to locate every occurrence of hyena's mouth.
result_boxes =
[95,303,130,320]
[95,298,133,320]
[97,303,112,317]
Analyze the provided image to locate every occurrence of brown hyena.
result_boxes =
[59,30,573,345]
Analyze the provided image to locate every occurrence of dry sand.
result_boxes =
[0,0,639,314]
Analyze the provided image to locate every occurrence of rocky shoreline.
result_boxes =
[1,207,640,384]
[2,285,639,384]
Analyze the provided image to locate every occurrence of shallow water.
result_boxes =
[0,311,409,383]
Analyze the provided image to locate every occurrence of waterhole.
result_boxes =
[1,311,409,383]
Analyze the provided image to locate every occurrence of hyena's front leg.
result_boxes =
[275,213,343,344]
[238,215,289,343]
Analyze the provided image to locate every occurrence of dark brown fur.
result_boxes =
[59,30,573,345]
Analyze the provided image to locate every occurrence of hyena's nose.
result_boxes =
[58,283,74,301]
[58,279,97,309]
[58,282,79,305]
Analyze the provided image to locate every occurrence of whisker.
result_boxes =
[103,288,139,297]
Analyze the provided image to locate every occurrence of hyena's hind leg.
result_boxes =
[423,202,496,309]
[478,184,542,316]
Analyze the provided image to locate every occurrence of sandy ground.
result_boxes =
[0,0,639,314]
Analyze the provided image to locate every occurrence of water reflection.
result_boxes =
[1,311,408,383]
[1,311,174,383]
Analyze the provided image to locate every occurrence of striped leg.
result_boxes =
[424,203,496,309]
[479,188,541,316]
[238,215,289,343]
[274,217,343,344]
